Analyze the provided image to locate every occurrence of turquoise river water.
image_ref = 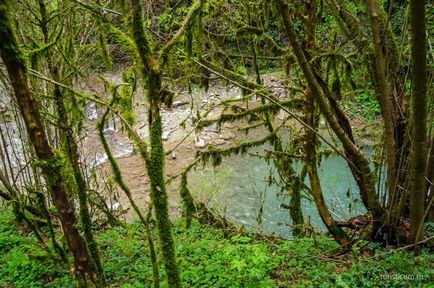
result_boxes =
[188,145,371,239]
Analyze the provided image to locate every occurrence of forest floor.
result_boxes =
[0,210,432,288]
[78,71,381,222]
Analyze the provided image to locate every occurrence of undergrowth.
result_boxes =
[0,211,432,287]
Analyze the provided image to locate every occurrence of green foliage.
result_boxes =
[119,68,137,125]
[158,12,176,32]
[1,211,432,288]
[237,65,248,75]
[2,0,432,286]
[177,227,277,287]
[354,90,381,120]
[0,212,74,288]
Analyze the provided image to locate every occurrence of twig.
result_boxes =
[365,236,434,260]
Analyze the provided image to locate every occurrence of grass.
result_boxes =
[0,211,432,287]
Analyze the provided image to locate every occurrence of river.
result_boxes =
[188,144,370,239]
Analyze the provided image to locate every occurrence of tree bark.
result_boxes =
[302,0,350,244]
[409,0,427,243]
[98,107,160,288]
[329,0,410,207]
[0,0,94,281]
[130,0,182,286]
[37,0,105,280]
[270,0,351,244]
[365,0,398,208]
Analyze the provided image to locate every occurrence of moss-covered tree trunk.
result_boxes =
[273,0,383,220]
[302,0,348,244]
[408,0,428,243]
[273,0,375,244]
[144,72,181,286]
[130,0,181,286]
[98,107,160,288]
[36,0,104,280]
[327,0,417,241]
[365,0,398,210]
[0,0,94,282]
[288,170,305,236]
[329,0,410,204]
[299,0,319,239]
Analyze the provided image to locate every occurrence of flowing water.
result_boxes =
[188,145,370,239]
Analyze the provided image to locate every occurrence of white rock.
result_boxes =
[103,119,117,134]
[277,110,286,120]
[201,133,212,141]
[111,202,120,211]
[90,153,108,167]
[0,102,7,113]
[103,127,116,134]
[112,139,134,157]
[194,137,207,148]
[162,131,170,141]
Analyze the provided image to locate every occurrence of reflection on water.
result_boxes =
[188,145,367,239]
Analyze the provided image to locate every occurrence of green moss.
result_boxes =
[130,0,153,78]
[0,0,28,68]
[179,173,196,228]
[119,69,137,125]
[197,99,304,131]
[33,149,67,188]
[98,29,112,69]
[125,0,182,285]
[196,131,278,168]
[145,111,182,287]
[53,84,102,281]
[107,25,137,56]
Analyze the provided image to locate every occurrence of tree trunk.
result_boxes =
[272,0,351,244]
[426,134,434,222]
[329,0,410,209]
[130,0,181,286]
[365,0,398,210]
[98,107,160,288]
[0,0,94,282]
[273,0,383,221]
[36,0,104,279]
[409,0,427,243]
[145,69,182,287]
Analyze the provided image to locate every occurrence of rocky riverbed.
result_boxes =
[78,72,289,221]
[75,71,377,225]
